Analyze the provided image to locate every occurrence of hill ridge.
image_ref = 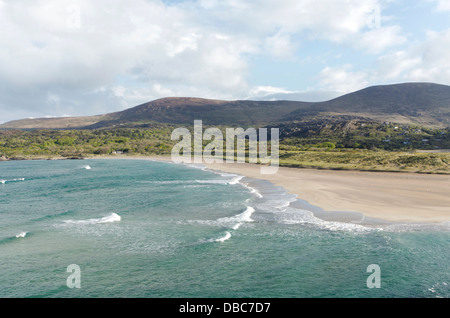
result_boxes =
[1,82,449,129]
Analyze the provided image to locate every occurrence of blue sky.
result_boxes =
[0,0,450,123]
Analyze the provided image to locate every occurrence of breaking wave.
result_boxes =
[0,178,25,184]
[15,231,27,238]
[63,213,121,225]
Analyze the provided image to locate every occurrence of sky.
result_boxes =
[0,0,450,123]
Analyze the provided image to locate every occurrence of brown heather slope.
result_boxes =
[0,114,111,129]
[1,82,449,129]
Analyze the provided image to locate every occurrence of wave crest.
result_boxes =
[15,231,27,238]
[64,213,121,225]
[1,178,25,184]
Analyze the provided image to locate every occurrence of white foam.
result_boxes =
[1,178,25,184]
[228,175,244,185]
[214,231,232,242]
[189,206,255,231]
[64,213,121,225]
[185,163,207,170]
[218,172,238,178]
[217,206,255,230]
[83,165,91,170]
[98,213,121,223]
[245,184,263,198]
[199,167,265,199]
[195,175,244,185]
[139,180,189,185]
[255,196,297,213]
[195,179,229,185]
[275,207,376,233]
[15,231,27,238]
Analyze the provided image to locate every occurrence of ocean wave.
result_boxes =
[15,231,27,238]
[242,183,263,198]
[268,207,377,233]
[138,180,191,185]
[189,206,255,232]
[194,170,264,200]
[199,231,233,244]
[184,163,207,170]
[254,194,298,213]
[217,206,255,230]
[195,175,244,185]
[63,213,121,225]
[0,231,29,245]
[195,179,228,185]
[0,178,25,184]
[214,231,232,243]
[228,175,244,185]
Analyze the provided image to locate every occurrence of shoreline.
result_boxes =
[88,155,450,225]
[202,161,450,225]
[5,154,450,224]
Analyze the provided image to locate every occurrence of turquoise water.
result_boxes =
[0,159,448,298]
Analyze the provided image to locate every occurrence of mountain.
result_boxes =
[89,97,312,128]
[1,83,449,129]
[286,82,450,126]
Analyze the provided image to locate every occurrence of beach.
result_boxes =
[203,161,450,224]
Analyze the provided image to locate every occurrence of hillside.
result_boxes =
[1,82,449,129]
[89,97,311,128]
[286,82,450,126]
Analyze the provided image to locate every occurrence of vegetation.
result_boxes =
[0,125,177,158]
[279,119,450,151]
[1,121,449,174]
[278,150,450,174]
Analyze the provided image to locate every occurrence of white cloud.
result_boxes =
[318,64,370,93]
[376,51,422,80]
[0,0,256,121]
[247,86,298,99]
[0,0,443,124]
[265,32,298,60]
[430,0,450,11]
[354,25,407,54]
[186,0,389,52]
[374,28,450,85]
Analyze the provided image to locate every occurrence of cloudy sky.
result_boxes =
[1,0,450,123]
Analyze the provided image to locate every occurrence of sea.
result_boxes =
[0,158,448,298]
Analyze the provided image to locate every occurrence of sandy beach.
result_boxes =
[203,162,450,224]
[93,155,450,224]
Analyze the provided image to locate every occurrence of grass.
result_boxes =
[277,150,450,174]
